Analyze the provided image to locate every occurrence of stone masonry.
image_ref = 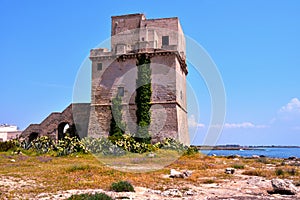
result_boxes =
[88,13,189,145]
[21,13,189,145]
[21,103,90,141]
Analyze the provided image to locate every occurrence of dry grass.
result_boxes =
[0,151,299,198]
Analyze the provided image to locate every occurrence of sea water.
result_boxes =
[201,148,300,158]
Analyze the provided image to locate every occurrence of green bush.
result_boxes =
[232,164,245,169]
[30,136,55,154]
[17,134,195,157]
[275,168,285,176]
[55,136,87,156]
[113,134,157,154]
[161,138,186,151]
[0,140,18,152]
[18,136,87,156]
[242,169,265,177]
[183,146,199,156]
[66,164,91,172]
[81,137,125,156]
[257,157,272,164]
[67,192,112,200]
[110,181,135,192]
[109,135,195,154]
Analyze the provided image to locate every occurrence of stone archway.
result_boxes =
[28,132,39,142]
[21,103,90,141]
[57,122,69,140]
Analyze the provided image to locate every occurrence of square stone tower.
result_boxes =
[88,13,189,145]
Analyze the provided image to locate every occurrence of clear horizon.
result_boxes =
[1,1,299,146]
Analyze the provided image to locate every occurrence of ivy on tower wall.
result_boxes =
[135,54,152,144]
[109,95,125,137]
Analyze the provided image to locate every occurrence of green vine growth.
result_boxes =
[135,54,152,144]
[109,95,125,137]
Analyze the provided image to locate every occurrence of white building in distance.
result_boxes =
[0,124,21,142]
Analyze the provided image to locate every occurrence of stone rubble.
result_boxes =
[169,169,193,178]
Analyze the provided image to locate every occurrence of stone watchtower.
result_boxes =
[88,13,189,145]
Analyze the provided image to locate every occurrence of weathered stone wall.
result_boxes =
[72,103,91,138]
[141,18,179,50]
[108,13,185,57]
[22,14,189,145]
[176,105,189,145]
[89,51,189,144]
[111,14,144,36]
[21,103,90,140]
[150,103,178,143]
[88,105,111,138]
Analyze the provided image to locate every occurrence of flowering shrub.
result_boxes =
[55,136,87,156]
[15,135,197,157]
[17,136,86,156]
[110,134,158,154]
[83,135,195,155]
[30,136,56,154]
[81,137,125,156]
[160,138,186,151]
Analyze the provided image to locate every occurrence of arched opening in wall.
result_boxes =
[28,132,39,142]
[58,122,78,140]
[57,122,69,140]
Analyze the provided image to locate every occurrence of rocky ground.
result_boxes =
[1,171,299,199]
[1,153,300,199]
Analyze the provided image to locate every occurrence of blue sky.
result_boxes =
[1,0,299,145]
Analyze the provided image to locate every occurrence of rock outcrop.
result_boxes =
[269,179,298,195]
[225,168,235,174]
[169,169,193,178]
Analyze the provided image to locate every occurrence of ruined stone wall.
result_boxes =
[21,104,90,140]
[111,14,144,36]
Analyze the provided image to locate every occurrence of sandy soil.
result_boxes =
[1,172,299,200]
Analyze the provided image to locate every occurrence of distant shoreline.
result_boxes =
[192,145,300,150]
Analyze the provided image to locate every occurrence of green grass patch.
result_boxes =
[67,192,112,200]
[110,181,135,192]
[232,164,245,169]
[66,164,91,172]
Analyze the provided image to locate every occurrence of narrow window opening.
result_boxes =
[118,87,124,97]
[162,36,169,46]
[97,63,103,70]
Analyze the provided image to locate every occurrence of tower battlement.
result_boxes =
[90,13,186,61]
